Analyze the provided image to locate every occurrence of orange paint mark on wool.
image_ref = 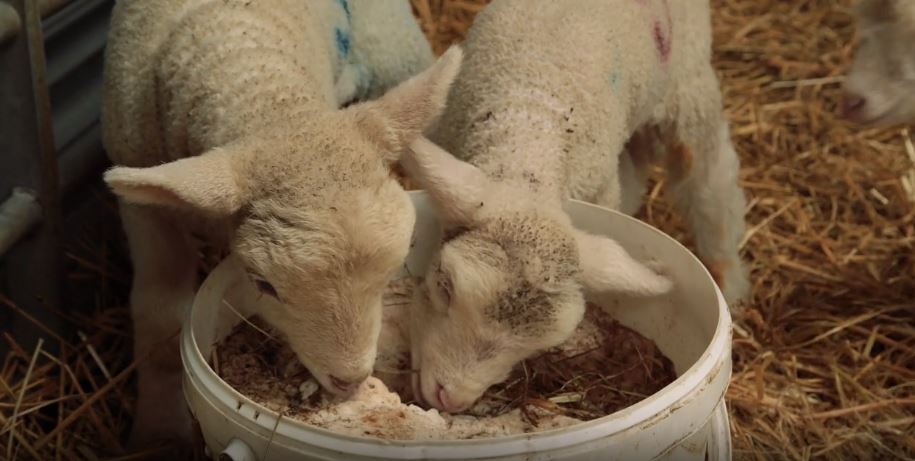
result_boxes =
[706,260,727,288]
[667,142,693,179]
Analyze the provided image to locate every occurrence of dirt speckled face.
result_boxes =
[233,177,415,398]
[410,212,587,413]
[104,47,465,398]
[403,136,673,413]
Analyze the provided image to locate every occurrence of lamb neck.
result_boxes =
[465,105,571,204]
[156,1,337,157]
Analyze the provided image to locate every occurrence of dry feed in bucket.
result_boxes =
[215,277,676,440]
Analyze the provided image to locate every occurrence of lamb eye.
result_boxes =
[254,279,279,299]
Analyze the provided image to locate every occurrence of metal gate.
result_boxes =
[0,0,115,351]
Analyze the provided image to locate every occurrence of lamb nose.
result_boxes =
[437,386,464,413]
[841,93,866,118]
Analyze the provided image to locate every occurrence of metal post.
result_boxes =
[0,0,64,351]
[0,188,42,257]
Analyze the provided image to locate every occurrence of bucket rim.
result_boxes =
[182,190,733,456]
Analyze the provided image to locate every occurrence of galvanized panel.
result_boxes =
[0,0,63,351]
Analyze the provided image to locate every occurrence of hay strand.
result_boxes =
[4,338,42,460]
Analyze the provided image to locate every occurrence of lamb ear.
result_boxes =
[403,137,489,225]
[104,147,248,217]
[573,229,673,297]
[355,46,462,159]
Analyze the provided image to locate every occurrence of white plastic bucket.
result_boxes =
[182,191,733,461]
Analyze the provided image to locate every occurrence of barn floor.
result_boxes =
[1,0,913,460]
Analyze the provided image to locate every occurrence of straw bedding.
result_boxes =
[1,0,913,459]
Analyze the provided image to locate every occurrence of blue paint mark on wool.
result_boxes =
[333,0,352,58]
[337,0,351,21]
[608,48,622,93]
[608,71,621,92]
[335,27,351,57]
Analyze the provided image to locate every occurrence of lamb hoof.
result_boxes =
[707,259,750,309]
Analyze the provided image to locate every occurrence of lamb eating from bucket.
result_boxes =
[100,0,446,448]
[403,0,747,414]
[216,276,677,440]
[213,0,737,441]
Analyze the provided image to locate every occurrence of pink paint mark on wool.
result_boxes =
[652,0,672,63]
[633,0,673,63]
[653,20,671,62]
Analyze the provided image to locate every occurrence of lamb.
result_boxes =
[100,0,459,448]
[345,0,436,102]
[403,0,748,413]
[842,0,915,125]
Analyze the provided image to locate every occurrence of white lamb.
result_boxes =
[101,0,458,448]
[345,0,436,102]
[842,0,915,125]
[404,0,748,413]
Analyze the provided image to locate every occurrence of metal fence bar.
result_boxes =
[0,0,63,351]
[0,188,42,257]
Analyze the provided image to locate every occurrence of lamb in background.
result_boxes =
[101,0,458,448]
[345,0,436,102]
[842,0,915,125]
[404,0,748,413]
